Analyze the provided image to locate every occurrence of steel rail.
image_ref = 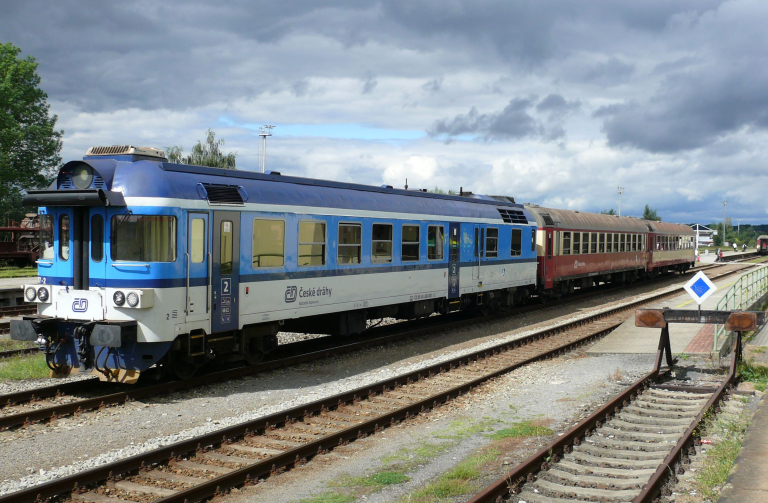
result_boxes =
[0,263,749,430]
[0,347,37,359]
[465,335,741,503]
[0,318,623,503]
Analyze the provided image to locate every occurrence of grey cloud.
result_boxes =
[597,62,768,153]
[361,74,378,94]
[580,58,635,86]
[291,80,310,97]
[428,97,541,141]
[421,78,443,94]
[536,94,581,115]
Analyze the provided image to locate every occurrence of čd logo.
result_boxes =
[285,286,297,303]
[72,299,89,312]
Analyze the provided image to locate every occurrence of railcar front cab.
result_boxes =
[11,147,172,384]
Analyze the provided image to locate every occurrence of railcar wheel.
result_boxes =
[246,346,265,366]
[171,357,200,380]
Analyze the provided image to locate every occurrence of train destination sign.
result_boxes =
[683,271,717,305]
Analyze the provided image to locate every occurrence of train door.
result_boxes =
[186,212,210,324]
[448,223,460,299]
[473,225,484,280]
[211,211,239,333]
[545,229,554,288]
[88,208,107,287]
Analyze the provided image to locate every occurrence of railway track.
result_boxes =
[466,323,748,503]
[0,262,748,432]
[0,266,752,502]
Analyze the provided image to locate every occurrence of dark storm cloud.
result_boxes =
[597,62,768,153]
[0,0,729,113]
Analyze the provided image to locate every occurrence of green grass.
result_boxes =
[434,418,499,440]
[488,420,554,440]
[752,347,766,354]
[678,353,691,361]
[404,450,500,502]
[297,492,355,503]
[0,353,49,381]
[0,339,36,351]
[342,470,410,488]
[693,409,751,501]
[0,266,37,278]
[738,360,768,391]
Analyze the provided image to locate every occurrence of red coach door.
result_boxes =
[545,230,554,289]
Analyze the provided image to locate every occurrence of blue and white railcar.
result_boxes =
[12,146,537,382]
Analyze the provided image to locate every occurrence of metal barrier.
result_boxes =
[714,264,768,350]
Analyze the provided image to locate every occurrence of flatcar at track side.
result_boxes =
[524,205,695,297]
[757,235,768,255]
[11,146,539,382]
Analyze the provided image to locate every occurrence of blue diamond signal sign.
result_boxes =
[683,271,717,305]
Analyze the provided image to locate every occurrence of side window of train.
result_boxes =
[402,225,420,262]
[190,218,205,263]
[220,220,233,275]
[599,233,605,253]
[619,234,625,252]
[561,231,570,256]
[298,221,326,266]
[511,229,522,256]
[252,219,285,267]
[39,214,54,260]
[631,234,637,252]
[91,214,104,262]
[59,214,70,261]
[613,233,619,253]
[428,225,445,260]
[572,232,580,255]
[485,228,498,258]
[606,233,612,253]
[590,233,597,254]
[338,223,362,265]
[582,232,589,254]
[372,223,393,263]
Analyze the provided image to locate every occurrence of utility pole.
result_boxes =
[258,125,275,173]
[722,200,727,246]
[617,187,624,217]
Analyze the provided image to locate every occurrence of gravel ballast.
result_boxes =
[0,276,709,494]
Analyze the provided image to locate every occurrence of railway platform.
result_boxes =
[0,277,28,307]
[587,264,759,358]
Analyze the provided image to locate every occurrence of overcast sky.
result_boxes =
[3,0,768,225]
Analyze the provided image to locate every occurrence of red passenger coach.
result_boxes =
[524,205,695,296]
[646,221,696,274]
[758,235,768,255]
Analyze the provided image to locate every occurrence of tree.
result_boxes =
[600,208,617,215]
[430,187,457,195]
[642,205,661,221]
[0,42,62,224]
[166,129,236,169]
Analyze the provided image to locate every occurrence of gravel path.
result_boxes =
[0,275,707,494]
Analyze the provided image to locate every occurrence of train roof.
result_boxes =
[25,155,536,223]
[524,205,695,235]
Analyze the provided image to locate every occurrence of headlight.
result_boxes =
[25,287,37,302]
[36,287,49,302]
[72,164,94,189]
[113,291,125,306]
[126,292,139,307]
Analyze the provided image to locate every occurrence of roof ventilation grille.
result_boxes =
[497,208,528,224]
[540,213,555,226]
[86,145,166,159]
[198,183,246,205]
